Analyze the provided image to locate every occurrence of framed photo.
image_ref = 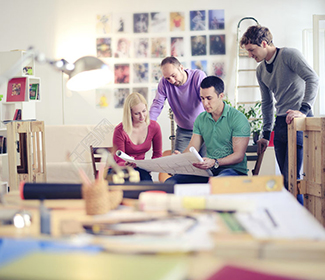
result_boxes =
[114,38,131,58]
[151,63,162,83]
[191,60,207,75]
[114,64,130,84]
[132,87,148,101]
[96,14,112,34]
[191,35,207,56]
[114,88,130,108]
[208,9,225,30]
[7,77,27,102]
[171,37,184,57]
[210,35,226,55]
[150,12,168,33]
[134,38,149,58]
[113,13,132,33]
[170,12,185,31]
[133,13,149,33]
[212,61,226,79]
[133,63,149,83]
[97,38,112,58]
[190,10,206,31]
[96,88,112,108]
[151,37,167,58]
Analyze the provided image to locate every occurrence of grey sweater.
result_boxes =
[256,47,319,137]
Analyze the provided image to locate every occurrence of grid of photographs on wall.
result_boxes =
[95,9,225,109]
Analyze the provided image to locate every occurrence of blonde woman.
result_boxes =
[113,92,162,181]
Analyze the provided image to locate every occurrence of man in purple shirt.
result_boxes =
[149,56,206,153]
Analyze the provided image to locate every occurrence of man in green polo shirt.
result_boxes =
[166,76,250,184]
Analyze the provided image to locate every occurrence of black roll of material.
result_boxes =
[20,182,82,200]
[109,182,175,199]
[20,181,175,200]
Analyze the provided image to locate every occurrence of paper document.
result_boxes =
[220,189,325,240]
[89,211,218,253]
[116,147,213,177]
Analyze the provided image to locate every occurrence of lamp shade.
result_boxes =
[65,56,113,91]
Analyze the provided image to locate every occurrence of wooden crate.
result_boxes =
[288,117,325,226]
[7,121,46,191]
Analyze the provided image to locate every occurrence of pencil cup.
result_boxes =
[82,180,110,215]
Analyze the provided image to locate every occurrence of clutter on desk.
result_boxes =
[82,179,110,215]
[209,175,283,194]
[138,191,255,212]
[20,181,175,200]
[0,209,32,228]
[81,209,218,254]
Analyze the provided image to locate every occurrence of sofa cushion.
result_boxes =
[45,120,114,183]
[45,121,114,163]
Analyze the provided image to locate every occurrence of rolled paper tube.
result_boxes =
[20,182,83,200]
[19,181,175,200]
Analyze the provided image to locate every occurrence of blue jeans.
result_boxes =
[165,168,245,184]
[273,113,312,205]
[134,167,152,181]
[176,126,206,157]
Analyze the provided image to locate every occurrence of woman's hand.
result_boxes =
[125,161,136,168]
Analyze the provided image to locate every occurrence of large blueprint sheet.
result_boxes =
[116,147,212,177]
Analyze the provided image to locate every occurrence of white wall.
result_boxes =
[0,0,324,152]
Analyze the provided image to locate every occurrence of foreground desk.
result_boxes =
[1,188,325,280]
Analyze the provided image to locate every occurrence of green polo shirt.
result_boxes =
[193,102,250,175]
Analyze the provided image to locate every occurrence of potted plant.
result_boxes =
[225,100,263,144]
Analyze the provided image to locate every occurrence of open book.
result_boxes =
[116,147,213,177]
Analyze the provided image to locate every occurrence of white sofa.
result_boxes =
[45,120,114,184]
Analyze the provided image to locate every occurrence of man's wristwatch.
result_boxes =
[212,159,219,169]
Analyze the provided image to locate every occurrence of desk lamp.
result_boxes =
[0,46,113,91]
[50,56,113,91]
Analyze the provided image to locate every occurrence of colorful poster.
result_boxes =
[208,9,225,30]
[114,38,131,58]
[151,37,167,58]
[191,35,207,56]
[96,14,112,34]
[114,88,130,108]
[190,10,206,31]
[170,12,185,31]
[96,88,111,108]
[150,12,168,33]
[97,38,112,58]
[113,13,132,33]
[114,64,130,84]
[6,77,27,102]
[191,60,207,75]
[134,38,149,58]
[151,63,162,83]
[210,35,226,55]
[171,37,184,57]
[133,13,149,33]
[133,63,149,83]
[132,87,148,101]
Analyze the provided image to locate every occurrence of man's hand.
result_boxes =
[173,150,181,155]
[257,138,269,154]
[286,109,306,124]
[193,157,215,170]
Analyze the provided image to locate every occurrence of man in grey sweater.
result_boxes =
[240,25,319,203]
